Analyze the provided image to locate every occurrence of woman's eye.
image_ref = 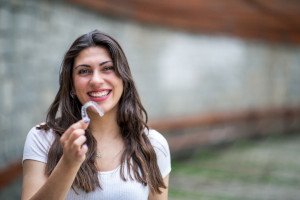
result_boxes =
[78,69,91,75]
[103,66,114,72]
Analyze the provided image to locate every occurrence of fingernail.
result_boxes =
[83,118,90,123]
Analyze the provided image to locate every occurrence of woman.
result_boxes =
[22,30,171,200]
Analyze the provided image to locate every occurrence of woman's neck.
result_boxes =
[88,110,121,141]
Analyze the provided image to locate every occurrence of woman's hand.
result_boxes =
[60,120,90,167]
[22,120,90,200]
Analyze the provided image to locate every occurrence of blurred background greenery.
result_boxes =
[1,0,300,199]
[169,133,300,200]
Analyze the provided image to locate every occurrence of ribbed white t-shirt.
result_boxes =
[23,126,171,200]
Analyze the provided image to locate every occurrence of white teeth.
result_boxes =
[89,91,109,98]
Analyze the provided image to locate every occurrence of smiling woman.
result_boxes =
[21,30,171,200]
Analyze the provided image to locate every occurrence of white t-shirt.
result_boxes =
[23,126,171,200]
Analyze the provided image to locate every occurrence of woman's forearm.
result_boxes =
[28,158,81,200]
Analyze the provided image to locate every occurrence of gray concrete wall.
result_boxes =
[1,0,300,171]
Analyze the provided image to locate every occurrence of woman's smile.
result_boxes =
[88,89,112,102]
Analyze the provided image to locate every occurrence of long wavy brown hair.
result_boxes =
[38,30,166,193]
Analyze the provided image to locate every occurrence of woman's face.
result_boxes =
[72,46,123,116]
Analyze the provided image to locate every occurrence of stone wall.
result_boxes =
[0,0,300,176]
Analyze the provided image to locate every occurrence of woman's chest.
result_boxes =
[67,171,149,200]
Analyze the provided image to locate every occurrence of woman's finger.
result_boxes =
[72,135,87,150]
[60,120,89,142]
[79,144,88,156]
[68,129,86,144]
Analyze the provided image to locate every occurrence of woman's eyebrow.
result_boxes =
[74,61,113,70]
[74,64,90,70]
[99,61,113,66]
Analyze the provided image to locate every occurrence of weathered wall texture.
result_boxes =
[0,0,300,173]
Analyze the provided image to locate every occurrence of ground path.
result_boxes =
[169,133,300,200]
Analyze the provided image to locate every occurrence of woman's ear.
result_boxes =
[70,90,76,98]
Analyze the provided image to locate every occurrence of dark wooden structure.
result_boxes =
[68,0,300,44]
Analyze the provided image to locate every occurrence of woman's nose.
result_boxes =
[89,71,104,87]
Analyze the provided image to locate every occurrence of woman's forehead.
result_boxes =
[74,46,112,66]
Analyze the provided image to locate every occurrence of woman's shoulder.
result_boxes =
[146,129,167,143]
[145,129,171,177]
[145,129,170,155]
[26,123,56,144]
[23,123,56,163]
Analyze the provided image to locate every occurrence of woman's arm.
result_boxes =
[148,175,170,200]
[22,160,47,200]
[22,158,81,200]
[21,120,89,200]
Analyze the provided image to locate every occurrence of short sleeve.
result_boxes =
[22,126,55,164]
[147,129,171,178]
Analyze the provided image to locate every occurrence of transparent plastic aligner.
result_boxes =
[81,101,104,123]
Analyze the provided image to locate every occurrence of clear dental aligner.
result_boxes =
[81,101,104,123]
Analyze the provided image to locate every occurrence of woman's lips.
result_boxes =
[88,90,111,102]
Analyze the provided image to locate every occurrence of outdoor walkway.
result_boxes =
[169,133,300,200]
